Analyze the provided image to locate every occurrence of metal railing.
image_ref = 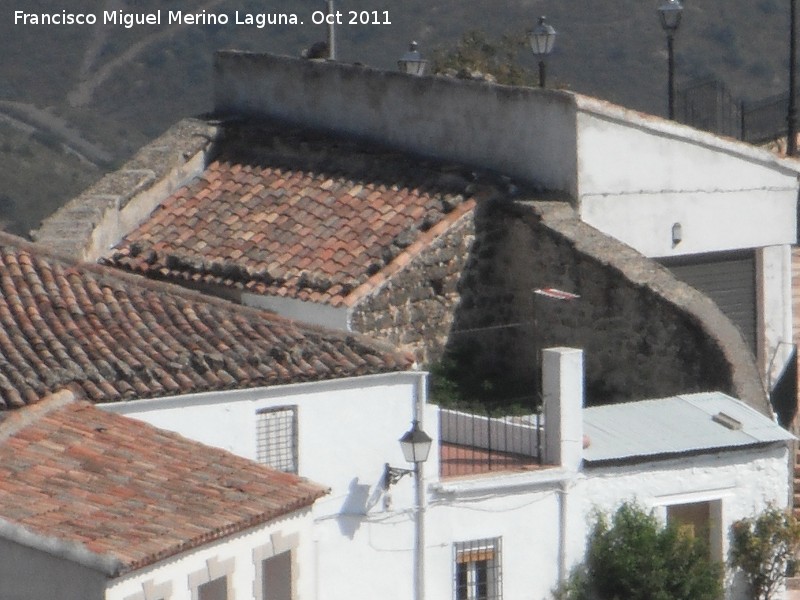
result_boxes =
[676,77,793,145]
[439,408,542,478]
[677,78,742,140]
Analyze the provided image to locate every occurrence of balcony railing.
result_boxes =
[439,408,543,478]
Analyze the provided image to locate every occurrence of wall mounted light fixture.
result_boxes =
[671,222,683,246]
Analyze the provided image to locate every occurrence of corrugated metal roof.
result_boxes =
[583,392,794,464]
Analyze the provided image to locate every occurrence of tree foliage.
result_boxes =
[729,505,800,600]
[429,30,535,86]
[555,502,722,600]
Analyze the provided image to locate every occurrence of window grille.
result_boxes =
[454,538,502,600]
[256,406,298,474]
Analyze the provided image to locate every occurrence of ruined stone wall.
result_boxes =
[443,199,767,413]
[350,212,475,365]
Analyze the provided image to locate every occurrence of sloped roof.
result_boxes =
[583,391,794,464]
[0,389,327,576]
[103,121,513,307]
[0,232,412,409]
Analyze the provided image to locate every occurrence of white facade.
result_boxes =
[107,510,316,600]
[98,352,792,600]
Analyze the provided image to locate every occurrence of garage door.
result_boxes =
[658,250,757,352]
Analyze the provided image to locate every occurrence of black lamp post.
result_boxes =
[657,0,683,120]
[398,41,428,76]
[789,0,797,155]
[528,16,557,88]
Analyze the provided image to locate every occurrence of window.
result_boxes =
[454,538,502,600]
[198,577,227,600]
[262,550,293,600]
[189,557,234,600]
[256,406,298,473]
[665,500,723,562]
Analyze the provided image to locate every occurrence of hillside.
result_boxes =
[0,0,793,235]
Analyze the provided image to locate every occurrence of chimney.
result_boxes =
[542,348,584,470]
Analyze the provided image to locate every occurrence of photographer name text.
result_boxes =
[14,9,393,28]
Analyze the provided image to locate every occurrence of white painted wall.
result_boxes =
[574,105,798,258]
[759,245,795,386]
[214,52,579,197]
[241,292,350,331]
[106,510,316,600]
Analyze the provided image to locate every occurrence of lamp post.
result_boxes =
[401,420,431,600]
[657,0,683,120]
[789,0,797,155]
[384,420,431,600]
[528,16,557,88]
[398,41,428,76]
[325,0,336,59]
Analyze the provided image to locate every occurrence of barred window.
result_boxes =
[256,406,298,474]
[454,538,502,600]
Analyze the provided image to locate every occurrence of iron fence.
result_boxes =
[677,78,742,140]
[676,77,792,145]
[741,91,790,144]
[439,408,542,478]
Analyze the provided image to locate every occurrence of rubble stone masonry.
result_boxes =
[353,196,767,412]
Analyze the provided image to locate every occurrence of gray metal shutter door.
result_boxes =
[658,250,757,352]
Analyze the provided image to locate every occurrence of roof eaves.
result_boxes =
[583,439,790,468]
[121,488,328,575]
[0,515,124,577]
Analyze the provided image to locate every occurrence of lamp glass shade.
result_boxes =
[528,17,557,56]
[398,41,428,76]
[657,0,683,32]
[399,421,432,463]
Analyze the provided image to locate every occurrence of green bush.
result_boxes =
[555,502,722,600]
[730,505,800,600]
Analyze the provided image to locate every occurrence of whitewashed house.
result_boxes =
[106,348,795,600]
[0,388,327,600]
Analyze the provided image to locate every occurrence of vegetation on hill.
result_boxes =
[1,0,795,234]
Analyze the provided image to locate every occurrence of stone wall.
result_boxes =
[418,198,767,412]
[350,211,475,365]
[352,196,767,413]
[32,119,217,261]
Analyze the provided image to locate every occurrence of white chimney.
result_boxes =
[542,347,584,470]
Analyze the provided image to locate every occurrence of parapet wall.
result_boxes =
[213,51,578,197]
[32,119,218,261]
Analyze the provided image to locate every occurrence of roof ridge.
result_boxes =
[345,199,477,307]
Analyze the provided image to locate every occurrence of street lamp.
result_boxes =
[657,0,683,120]
[528,16,557,88]
[398,41,428,76]
[383,420,431,600]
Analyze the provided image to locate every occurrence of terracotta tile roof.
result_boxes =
[0,232,412,409]
[104,121,513,307]
[0,389,327,575]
